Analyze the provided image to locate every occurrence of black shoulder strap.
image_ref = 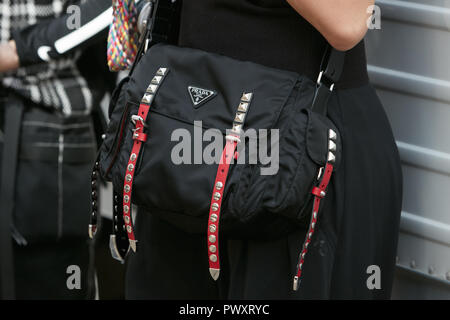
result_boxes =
[129,0,180,75]
[0,99,24,299]
[311,46,346,115]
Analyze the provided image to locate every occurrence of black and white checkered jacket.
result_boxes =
[0,0,112,116]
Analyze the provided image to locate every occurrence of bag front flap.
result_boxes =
[127,43,301,132]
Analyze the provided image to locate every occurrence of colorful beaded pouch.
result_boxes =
[107,0,139,71]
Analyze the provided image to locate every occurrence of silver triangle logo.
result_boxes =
[188,86,217,107]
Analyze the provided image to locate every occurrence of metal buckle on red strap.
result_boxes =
[293,129,337,291]
[131,115,147,127]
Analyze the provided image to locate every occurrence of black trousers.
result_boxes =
[125,84,403,299]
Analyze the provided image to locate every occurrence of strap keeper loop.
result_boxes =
[312,186,326,198]
[225,135,241,144]
[132,131,147,142]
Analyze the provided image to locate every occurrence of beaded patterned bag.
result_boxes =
[107,0,139,71]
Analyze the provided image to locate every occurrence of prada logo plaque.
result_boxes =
[188,86,217,108]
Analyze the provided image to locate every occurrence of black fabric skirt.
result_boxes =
[124,84,403,299]
[0,95,97,299]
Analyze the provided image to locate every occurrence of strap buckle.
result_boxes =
[131,115,147,127]
[316,71,335,92]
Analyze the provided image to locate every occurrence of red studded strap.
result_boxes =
[122,67,169,252]
[207,92,253,281]
[122,103,150,251]
[207,136,239,280]
[293,129,337,291]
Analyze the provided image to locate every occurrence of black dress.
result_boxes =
[125,0,403,299]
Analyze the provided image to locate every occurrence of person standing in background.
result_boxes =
[0,0,117,299]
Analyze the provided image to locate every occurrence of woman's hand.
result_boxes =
[286,0,375,51]
[0,40,20,73]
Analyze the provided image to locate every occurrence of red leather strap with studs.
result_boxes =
[122,67,169,252]
[122,103,150,252]
[207,92,253,281]
[207,136,239,280]
[293,128,337,291]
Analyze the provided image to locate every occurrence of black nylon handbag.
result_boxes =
[90,0,345,290]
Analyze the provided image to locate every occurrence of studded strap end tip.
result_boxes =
[129,239,138,252]
[293,276,300,291]
[209,268,220,281]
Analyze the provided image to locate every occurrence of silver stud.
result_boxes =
[213,192,221,201]
[237,102,249,113]
[209,225,216,233]
[209,235,216,243]
[124,215,130,224]
[211,203,219,211]
[123,205,129,213]
[234,112,245,123]
[156,68,167,76]
[126,174,132,182]
[128,164,134,172]
[127,225,132,233]
[130,153,137,161]
[329,129,337,141]
[209,254,217,262]
[215,182,223,190]
[327,152,336,163]
[146,84,157,94]
[313,211,317,219]
[241,92,253,102]
[320,191,326,197]
[142,93,154,104]
[209,245,217,253]
[232,124,242,134]
[302,252,306,259]
[328,140,336,152]
[151,76,162,84]
[308,232,313,239]
[305,242,309,248]
[124,195,130,203]
[210,214,218,222]
[124,185,130,193]
[311,222,316,229]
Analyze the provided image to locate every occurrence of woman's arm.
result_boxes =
[0,0,111,73]
[286,0,374,51]
[11,0,111,67]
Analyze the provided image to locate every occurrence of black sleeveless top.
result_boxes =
[178,0,369,89]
